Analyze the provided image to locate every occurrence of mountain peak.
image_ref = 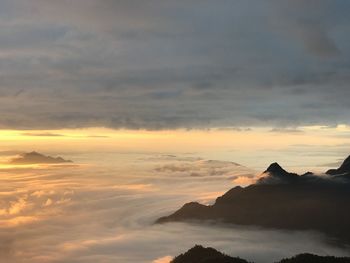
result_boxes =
[326,155,350,176]
[259,162,299,184]
[264,162,289,176]
[9,151,72,165]
[340,155,350,169]
[171,245,249,263]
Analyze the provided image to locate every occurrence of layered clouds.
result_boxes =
[0,1,350,129]
[0,152,349,263]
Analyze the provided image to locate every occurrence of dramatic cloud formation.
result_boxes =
[0,152,348,263]
[0,1,349,129]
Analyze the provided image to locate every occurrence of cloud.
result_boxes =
[152,256,173,263]
[85,135,110,138]
[0,151,23,156]
[21,132,65,137]
[269,128,303,134]
[154,159,254,181]
[0,1,349,129]
[0,152,349,262]
[8,196,28,215]
[297,24,340,57]
[275,0,342,58]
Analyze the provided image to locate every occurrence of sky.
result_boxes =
[0,0,350,131]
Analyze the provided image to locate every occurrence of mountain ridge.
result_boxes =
[326,155,350,176]
[170,245,350,263]
[9,151,73,164]
[156,155,350,243]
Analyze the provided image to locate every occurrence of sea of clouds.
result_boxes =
[0,152,349,263]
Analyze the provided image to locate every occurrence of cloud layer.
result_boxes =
[0,1,349,129]
[0,152,349,263]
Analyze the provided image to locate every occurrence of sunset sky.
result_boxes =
[1,2,350,262]
[0,1,349,168]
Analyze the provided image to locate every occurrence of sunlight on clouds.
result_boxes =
[0,216,38,227]
[31,190,56,198]
[8,196,28,215]
[0,167,77,229]
[0,164,40,170]
[0,196,30,216]
[0,126,349,161]
[43,198,53,207]
[60,235,127,253]
[335,124,350,132]
[0,152,348,262]
[152,256,173,263]
[301,125,330,131]
[232,176,255,186]
[111,184,155,191]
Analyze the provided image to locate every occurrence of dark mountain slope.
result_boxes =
[170,246,350,263]
[258,162,299,184]
[157,156,350,243]
[278,253,350,263]
[326,155,350,176]
[171,245,249,263]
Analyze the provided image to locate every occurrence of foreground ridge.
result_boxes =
[171,245,350,263]
[171,245,249,263]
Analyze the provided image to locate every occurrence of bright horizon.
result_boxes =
[0,125,349,171]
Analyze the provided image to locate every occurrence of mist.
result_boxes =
[0,152,348,262]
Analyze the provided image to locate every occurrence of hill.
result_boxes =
[157,156,350,243]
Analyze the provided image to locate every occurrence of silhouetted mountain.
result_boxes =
[157,157,350,243]
[10,151,72,164]
[278,253,350,263]
[265,162,289,176]
[326,155,350,176]
[171,246,350,263]
[258,162,299,184]
[171,245,249,263]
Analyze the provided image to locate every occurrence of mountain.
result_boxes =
[171,245,249,263]
[257,162,299,184]
[171,246,350,263]
[157,156,350,243]
[9,151,73,165]
[278,254,350,263]
[326,155,350,176]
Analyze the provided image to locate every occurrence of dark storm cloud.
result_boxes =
[0,0,350,129]
[275,0,343,57]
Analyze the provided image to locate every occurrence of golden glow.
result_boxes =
[0,216,38,227]
[152,256,173,263]
[0,126,348,155]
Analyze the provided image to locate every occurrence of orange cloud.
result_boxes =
[152,256,173,263]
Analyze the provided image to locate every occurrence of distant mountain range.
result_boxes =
[9,151,72,164]
[171,245,350,263]
[157,155,350,243]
